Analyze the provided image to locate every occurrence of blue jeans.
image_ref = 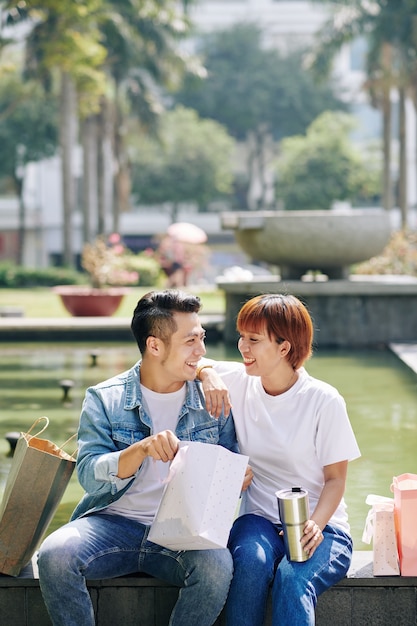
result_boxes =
[225,514,352,626]
[38,513,233,626]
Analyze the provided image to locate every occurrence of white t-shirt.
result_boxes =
[214,362,360,533]
[105,384,185,524]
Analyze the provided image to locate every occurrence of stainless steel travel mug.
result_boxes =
[276,487,310,562]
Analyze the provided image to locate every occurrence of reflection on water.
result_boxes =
[1,342,417,549]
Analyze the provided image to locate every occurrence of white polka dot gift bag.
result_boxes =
[362,494,400,576]
[148,442,249,550]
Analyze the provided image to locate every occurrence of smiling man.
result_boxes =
[38,290,242,626]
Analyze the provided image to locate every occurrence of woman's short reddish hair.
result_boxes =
[236,294,314,370]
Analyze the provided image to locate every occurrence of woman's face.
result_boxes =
[237,325,287,377]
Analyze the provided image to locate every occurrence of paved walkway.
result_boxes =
[0,314,225,342]
[390,342,417,375]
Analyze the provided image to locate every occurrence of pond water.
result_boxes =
[1,342,417,550]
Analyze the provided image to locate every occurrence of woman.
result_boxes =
[196,293,360,626]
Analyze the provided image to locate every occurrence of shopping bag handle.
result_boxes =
[26,418,77,456]
[26,416,50,439]
[61,433,78,458]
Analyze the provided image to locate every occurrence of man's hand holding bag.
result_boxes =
[148,441,249,550]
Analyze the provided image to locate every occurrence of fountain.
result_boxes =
[219,209,417,347]
[59,379,74,402]
[4,432,20,455]
[221,209,392,279]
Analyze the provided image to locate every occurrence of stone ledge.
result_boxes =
[0,314,224,342]
[1,552,417,626]
[219,279,417,346]
[217,275,417,296]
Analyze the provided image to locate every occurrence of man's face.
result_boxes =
[160,312,207,383]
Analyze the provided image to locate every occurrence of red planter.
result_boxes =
[53,286,130,317]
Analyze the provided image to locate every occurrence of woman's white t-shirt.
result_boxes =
[214,362,360,533]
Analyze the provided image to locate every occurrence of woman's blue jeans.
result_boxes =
[38,513,233,626]
[225,513,352,626]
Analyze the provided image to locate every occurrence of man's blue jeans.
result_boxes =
[38,513,233,626]
[225,513,352,626]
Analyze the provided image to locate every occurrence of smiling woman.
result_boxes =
[198,293,360,624]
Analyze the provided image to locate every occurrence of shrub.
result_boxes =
[0,263,85,287]
[0,250,162,289]
[127,252,163,287]
[353,230,417,276]
[81,234,163,288]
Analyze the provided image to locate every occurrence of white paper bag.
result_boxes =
[148,442,249,550]
[362,494,400,576]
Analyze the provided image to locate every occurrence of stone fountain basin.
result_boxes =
[221,209,392,278]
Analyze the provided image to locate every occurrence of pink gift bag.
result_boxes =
[391,473,417,576]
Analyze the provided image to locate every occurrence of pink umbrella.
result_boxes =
[167,222,208,244]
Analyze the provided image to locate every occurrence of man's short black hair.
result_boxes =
[131,290,201,354]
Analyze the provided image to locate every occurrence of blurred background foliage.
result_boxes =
[1,1,417,274]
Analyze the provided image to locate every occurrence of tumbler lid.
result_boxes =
[276,486,308,500]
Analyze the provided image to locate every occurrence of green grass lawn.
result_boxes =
[0,286,225,317]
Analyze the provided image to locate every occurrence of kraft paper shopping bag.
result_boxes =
[362,494,399,576]
[148,441,248,550]
[391,473,417,576]
[0,417,76,576]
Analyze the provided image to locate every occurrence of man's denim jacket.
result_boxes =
[71,361,238,521]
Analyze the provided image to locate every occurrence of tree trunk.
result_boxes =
[169,202,179,224]
[381,90,392,211]
[113,88,131,233]
[81,115,99,243]
[97,96,114,235]
[381,44,393,212]
[398,85,407,228]
[14,175,24,265]
[60,72,78,267]
[255,127,267,209]
[246,131,258,210]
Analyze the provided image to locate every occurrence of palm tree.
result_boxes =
[2,0,108,266]
[2,0,195,263]
[309,0,417,226]
[82,0,195,239]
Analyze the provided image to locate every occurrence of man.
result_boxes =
[38,290,243,626]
